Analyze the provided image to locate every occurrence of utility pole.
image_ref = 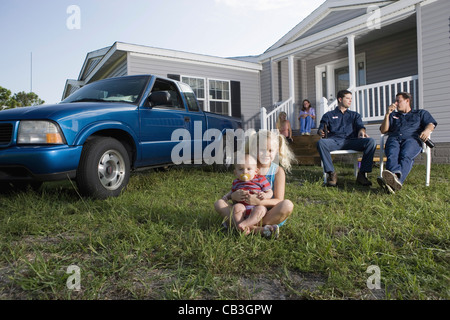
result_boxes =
[30,52,33,93]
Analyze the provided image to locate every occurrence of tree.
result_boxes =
[13,91,45,107]
[0,86,12,108]
[0,86,45,109]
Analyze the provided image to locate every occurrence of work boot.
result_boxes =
[327,172,337,187]
[382,170,402,191]
[356,171,372,186]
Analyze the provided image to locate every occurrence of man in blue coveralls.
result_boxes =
[317,90,376,187]
[378,92,437,193]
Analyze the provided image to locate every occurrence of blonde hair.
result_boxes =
[246,129,296,173]
[275,112,287,131]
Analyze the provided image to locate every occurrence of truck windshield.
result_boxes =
[62,76,150,104]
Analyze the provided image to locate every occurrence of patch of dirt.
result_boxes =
[237,270,327,300]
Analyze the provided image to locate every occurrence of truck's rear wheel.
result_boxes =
[76,137,130,199]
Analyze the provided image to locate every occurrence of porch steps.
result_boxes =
[290,134,322,166]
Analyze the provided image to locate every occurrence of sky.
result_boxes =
[0,0,326,104]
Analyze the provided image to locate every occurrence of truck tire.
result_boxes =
[76,137,130,199]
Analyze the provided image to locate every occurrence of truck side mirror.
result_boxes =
[148,91,171,107]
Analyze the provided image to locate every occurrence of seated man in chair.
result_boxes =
[317,89,376,187]
[378,92,437,193]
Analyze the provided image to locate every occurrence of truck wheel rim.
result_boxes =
[98,149,125,190]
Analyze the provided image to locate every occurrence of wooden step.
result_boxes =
[358,156,387,163]
[290,135,321,166]
[295,156,322,166]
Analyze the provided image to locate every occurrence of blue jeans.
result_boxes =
[385,137,422,184]
[317,137,376,173]
[300,116,313,133]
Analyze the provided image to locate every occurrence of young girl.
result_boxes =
[214,130,296,238]
[298,99,316,135]
[276,111,293,143]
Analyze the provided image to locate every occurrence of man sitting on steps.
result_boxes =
[316,89,376,187]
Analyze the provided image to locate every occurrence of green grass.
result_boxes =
[0,163,448,300]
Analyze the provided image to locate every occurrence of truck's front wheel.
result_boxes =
[76,137,130,199]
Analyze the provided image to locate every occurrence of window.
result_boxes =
[178,82,200,112]
[151,78,183,109]
[62,75,149,104]
[335,66,349,94]
[181,76,232,116]
[209,79,230,116]
[181,76,205,110]
[357,61,366,86]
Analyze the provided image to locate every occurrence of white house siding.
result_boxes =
[360,28,418,85]
[127,52,261,130]
[260,58,305,131]
[272,59,290,104]
[420,0,450,146]
[260,61,272,110]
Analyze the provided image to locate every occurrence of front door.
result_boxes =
[315,55,366,121]
[334,66,349,95]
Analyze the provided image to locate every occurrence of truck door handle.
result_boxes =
[184,117,190,122]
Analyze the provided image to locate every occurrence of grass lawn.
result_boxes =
[0,163,448,300]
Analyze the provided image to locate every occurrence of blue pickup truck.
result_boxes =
[0,75,241,198]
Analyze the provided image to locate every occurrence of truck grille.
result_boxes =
[0,123,13,145]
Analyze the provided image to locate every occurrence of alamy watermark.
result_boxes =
[66,265,81,291]
[366,5,381,30]
[66,5,81,30]
[170,124,279,166]
[366,265,381,290]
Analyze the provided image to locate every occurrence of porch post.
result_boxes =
[347,35,356,92]
[288,55,295,127]
[270,58,275,105]
[288,55,295,101]
[416,3,424,109]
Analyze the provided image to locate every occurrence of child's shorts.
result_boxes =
[244,205,255,217]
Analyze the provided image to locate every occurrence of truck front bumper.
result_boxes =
[0,145,83,181]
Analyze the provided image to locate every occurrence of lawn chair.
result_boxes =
[322,150,361,184]
[379,134,432,186]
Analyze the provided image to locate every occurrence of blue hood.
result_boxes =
[0,102,136,121]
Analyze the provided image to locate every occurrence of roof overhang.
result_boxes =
[79,42,263,84]
[258,0,427,62]
[61,79,85,100]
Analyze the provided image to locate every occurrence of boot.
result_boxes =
[327,172,337,187]
[356,171,372,186]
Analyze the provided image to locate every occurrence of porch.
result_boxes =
[260,75,419,132]
[260,74,418,166]
[259,0,422,137]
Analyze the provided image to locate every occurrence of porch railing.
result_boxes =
[260,98,294,131]
[354,75,419,122]
[261,75,419,131]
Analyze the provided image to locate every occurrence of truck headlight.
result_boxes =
[18,121,65,144]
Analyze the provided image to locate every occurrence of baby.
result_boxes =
[222,154,273,234]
